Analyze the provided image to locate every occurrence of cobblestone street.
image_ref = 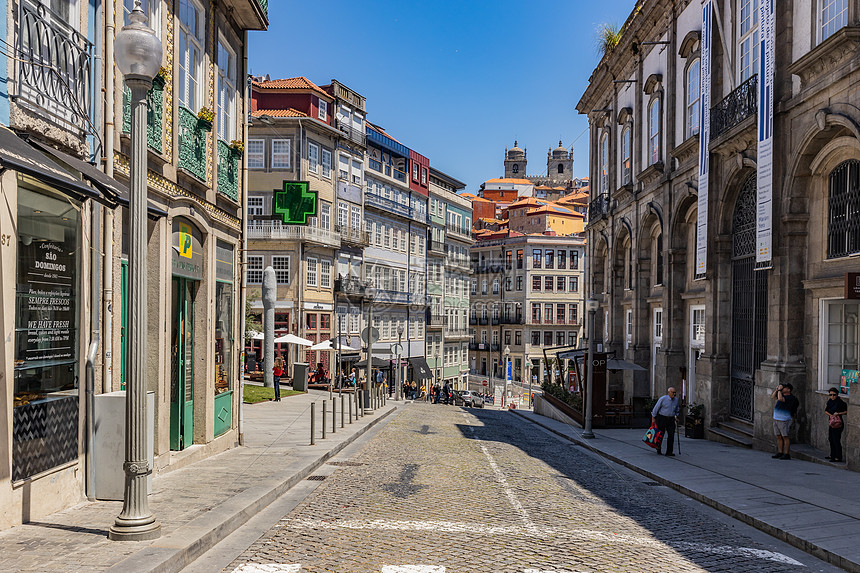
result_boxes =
[223,405,834,573]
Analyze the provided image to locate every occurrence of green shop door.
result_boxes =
[170,277,196,450]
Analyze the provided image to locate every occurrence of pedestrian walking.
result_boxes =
[410,380,417,400]
[651,387,679,456]
[824,387,848,463]
[272,357,283,402]
[771,382,800,460]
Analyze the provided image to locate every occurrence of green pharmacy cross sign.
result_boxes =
[273,181,318,225]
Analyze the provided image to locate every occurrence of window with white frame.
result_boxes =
[686,59,701,138]
[306,257,318,287]
[318,98,327,120]
[248,139,264,169]
[350,205,361,230]
[216,38,236,141]
[178,0,203,111]
[307,142,319,174]
[272,255,290,284]
[654,308,663,340]
[321,148,332,178]
[320,202,331,230]
[625,309,633,349]
[648,99,661,165]
[321,259,331,288]
[822,300,858,393]
[820,0,848,42]
[691,305,705,348]
[338,202,348,229]
[352,159,362,185]
[350,308,360,333]
[600,132,609,192]
[739,0,760,82]
[621,126,632,185]
[338,155,349,180]
[247,255,263,284]
[248,196,265,216]
[272,139,290,169]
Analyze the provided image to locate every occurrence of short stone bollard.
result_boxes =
[332,397,336,434]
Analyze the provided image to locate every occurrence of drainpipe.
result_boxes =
[238,32,249,445]
[85,342,98,499]
[103,0,116,394]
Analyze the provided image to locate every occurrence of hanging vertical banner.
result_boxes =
[756,0,775,269]
[695,0,712,277]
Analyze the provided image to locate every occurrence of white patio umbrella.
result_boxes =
[248,330,264,340]
[273,333,313,346]
[310,339,359,352]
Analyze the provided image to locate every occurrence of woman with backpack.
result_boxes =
[825,387,848,463]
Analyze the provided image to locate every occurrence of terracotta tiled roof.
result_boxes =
[485,178,534,185]
[507,197,549,209]
[252,108,307,118]
[252,76,332,100]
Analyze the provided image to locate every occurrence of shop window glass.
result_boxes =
[214,281,233,398]
[14,187,81,481]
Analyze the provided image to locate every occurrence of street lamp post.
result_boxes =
[582,297,600,439]
[503,345,510,408]
[110,1,163,541]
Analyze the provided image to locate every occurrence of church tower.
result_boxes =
[547,141,573,184]
[504,141,527,178]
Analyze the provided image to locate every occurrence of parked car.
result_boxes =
[461,390,484,408]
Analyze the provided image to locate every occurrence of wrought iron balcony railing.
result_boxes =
[18,0,93,130]
[334,276,368,297]
[336,119,366,146]
[711,75,758,141]
[217,140,240,201]
[588,193,611,221]
[178,106,209,182]
[247,221,341,248]
[335,225,369,246]
[501,315,524,325]
[365,192,413,218]
[122,76,164,152]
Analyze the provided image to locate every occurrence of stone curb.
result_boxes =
[105,404,401,573]
[509,408,860,573]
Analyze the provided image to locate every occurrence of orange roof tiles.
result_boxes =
[252,76,332,100]
[252,108,307,118]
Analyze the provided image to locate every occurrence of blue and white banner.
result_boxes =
[756,0,775,269]
[696,0,712,277]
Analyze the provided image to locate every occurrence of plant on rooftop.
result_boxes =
[596,23,623,55]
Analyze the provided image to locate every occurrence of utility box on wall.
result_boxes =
[93,391,154,500]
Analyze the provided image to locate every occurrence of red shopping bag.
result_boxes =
[642,423,664,449]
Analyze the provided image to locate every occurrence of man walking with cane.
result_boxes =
[651,387,680,456]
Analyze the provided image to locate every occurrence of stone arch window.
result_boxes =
[600,131,610,192]
[686,59,701,139]
[512,164,519,173]
[827,159,860,258]
[648,98,661,165]
[557,163,564,174]
[621,126,632,185]
[624,237,633,290]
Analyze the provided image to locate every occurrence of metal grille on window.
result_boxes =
[827,160,860,259]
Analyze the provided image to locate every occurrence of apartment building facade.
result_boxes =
[0,0,266,529]
[578,0,860,468]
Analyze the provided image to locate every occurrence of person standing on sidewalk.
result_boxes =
[651,387,679,456]
[772,383,800,460]
[272,357,283,402]
[825,387,848,462]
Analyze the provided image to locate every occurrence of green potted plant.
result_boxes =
[229,139,244,157]
[197,106,215,131]
[685,402,705,439]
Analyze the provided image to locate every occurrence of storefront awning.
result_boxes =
[408,357,433,381]
[28,139,167,219]
[355,357,390,368]
[0,126,99,201]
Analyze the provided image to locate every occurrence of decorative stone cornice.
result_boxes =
[637,161,664,187]
[670,135,699,170]
[644,74,663,95]
[678,30,700,58]
[617,107,633,125]
[787,27,860,91]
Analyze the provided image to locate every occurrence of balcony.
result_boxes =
[178,106,209,182]
[588,193,611,222]
[220,0,268,30]
[336,119,366,146]
[372,289,412,305]
[247,221,341,248]
[490,343,500,352]
[428,314,445,327]
[366,157,408,184]
[429,239,445,254]
[468,342,479,351]
[472,260,509,274]
[711,75,757,141]
[17,0,93,130]
[365,192,413,219]
[479,317,489,325]
[335,224,369,247]
[491,317,500,325]
[122,76,164,153]
[216,140,240,201]
[501,315,524,325]
[446,225,473,243]
[334,276,367,297]
[469,315,477,325]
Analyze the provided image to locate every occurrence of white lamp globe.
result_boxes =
[114,1,163,79]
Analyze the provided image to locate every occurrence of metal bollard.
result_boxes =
[332,397,336,434]
[341,394,345,428]
[349,392,353,423]
[322,401,327,440]
[310,403,315,445]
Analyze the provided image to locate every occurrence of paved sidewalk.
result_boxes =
[0,389,401,573]
[510,406,860,573]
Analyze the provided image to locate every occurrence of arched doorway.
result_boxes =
[730,175,768,421]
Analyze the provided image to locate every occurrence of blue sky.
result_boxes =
[249,1,636,193]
